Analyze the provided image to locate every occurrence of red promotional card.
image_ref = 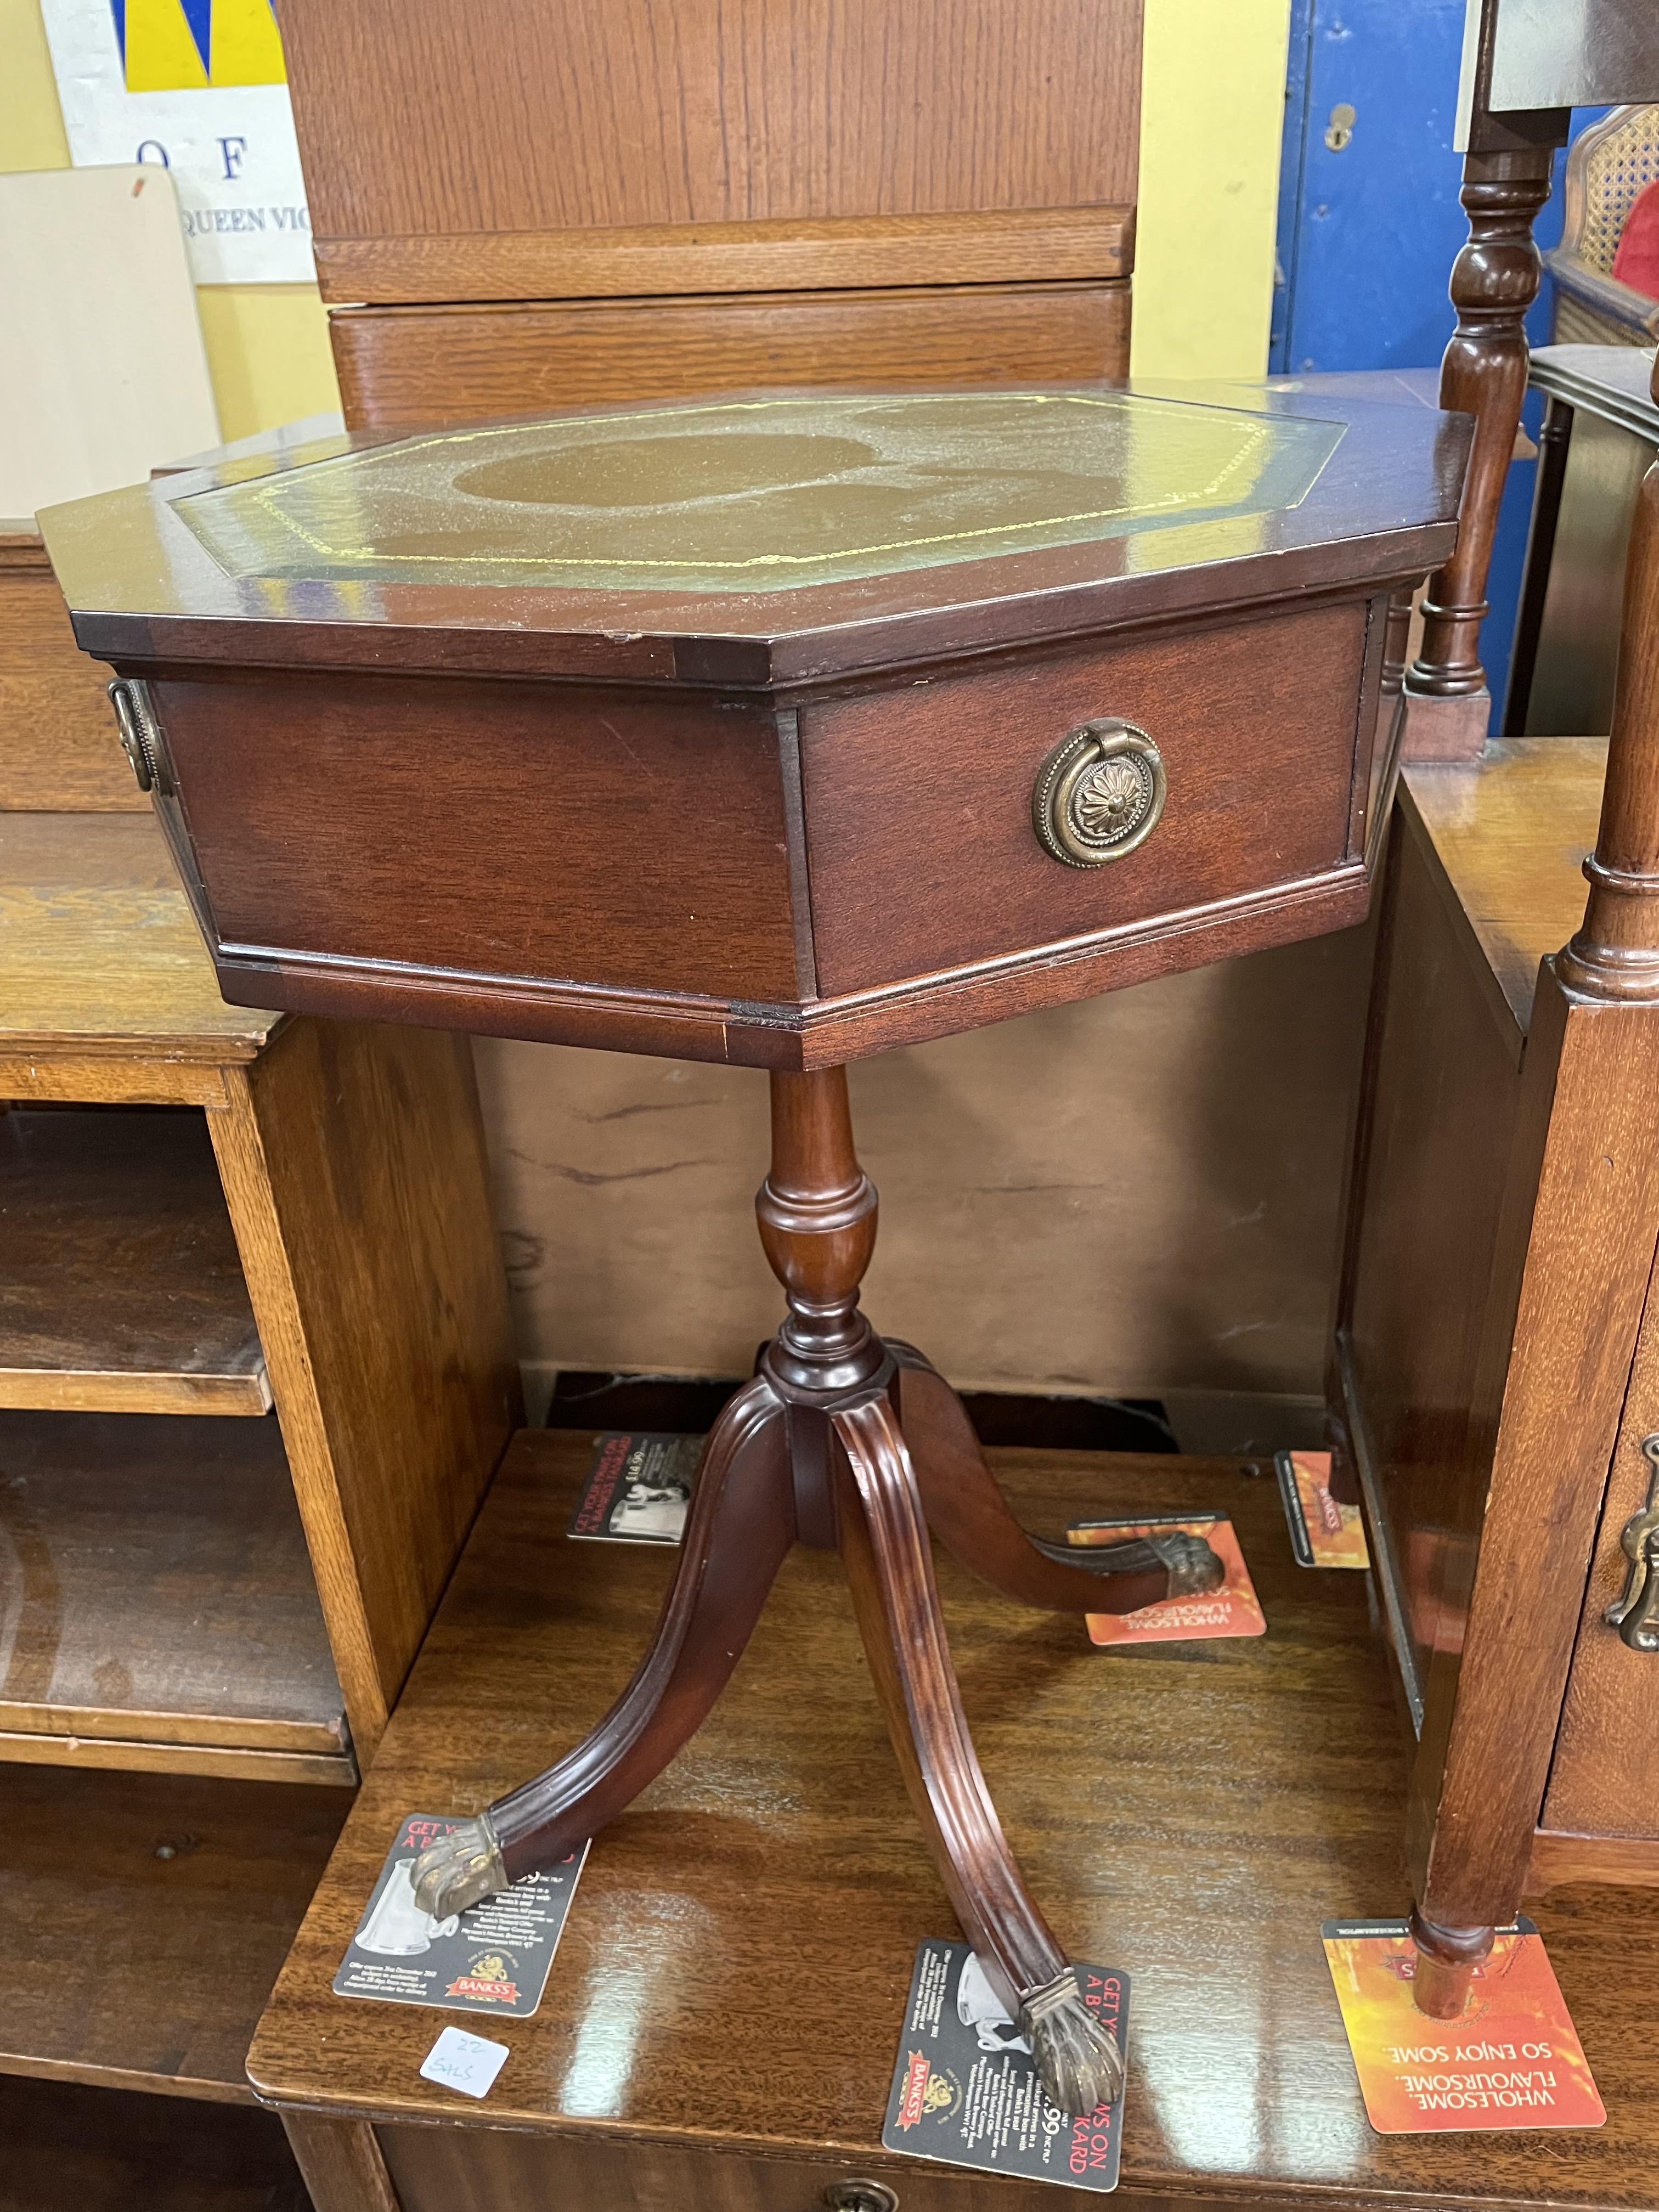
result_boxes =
[1323,1918,1604,2134]
[1068,1516,1265,1646]
[1276,1449,1369,1568]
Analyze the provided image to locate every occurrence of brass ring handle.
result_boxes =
[1605,1435,1659,1651]
[822,2186,899,2212]
[108,678,172,797]
[1031,718,1165,868]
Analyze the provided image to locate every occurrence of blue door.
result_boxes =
[1271,0,1603,725]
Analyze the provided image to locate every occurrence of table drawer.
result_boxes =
[799,599,1375,997]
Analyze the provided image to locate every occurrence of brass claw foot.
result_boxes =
[412,1812,508,1918]
[1020,1969,1125,2114]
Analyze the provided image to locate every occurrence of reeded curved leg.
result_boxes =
[833,1392,1123,2116]
[414,1375,793,1916]
[890,1345,1222,1615]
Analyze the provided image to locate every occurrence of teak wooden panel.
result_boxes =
[0,812,278,1064]
[1544,1242,1659,1838]
[801,600,1374,995]
[0,1764,346,2100]
[0,1108,268,1418]
[208,1018,521,1762]
[0,2077,311,2212]
[0,550,136,812]
[1406,737,1607,1030]
[331,283,1132,433]
[252,1433,1658,2212]
[161,674,803,1003]
[0,1410,347,1774]
[276,0,1142,291]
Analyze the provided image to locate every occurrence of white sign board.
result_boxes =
[41,0,314,284]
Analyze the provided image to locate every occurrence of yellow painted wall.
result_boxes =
[1133,0,1293,379]
[3,0,1288,434]
[0,0,339,441]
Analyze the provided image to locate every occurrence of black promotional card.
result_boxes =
[334,1813,588,2019]
[567,1431,702,1544]
[881,1940,1129,2191]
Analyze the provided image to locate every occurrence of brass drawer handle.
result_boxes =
[1606,1435,1659,1651]
[822,2185,898,2212]
[108,678,172,797]
[1032,717,1165,868]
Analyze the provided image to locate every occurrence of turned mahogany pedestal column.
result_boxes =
[415,1065,1220,2111]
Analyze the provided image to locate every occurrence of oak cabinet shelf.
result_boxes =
[0,1410,351,1782]
[0,1763,346,2100]
[0,1109,269,1418]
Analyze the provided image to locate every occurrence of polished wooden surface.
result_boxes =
[0,1410,349,1780]
[43,390,1465,680]
[210,1020,522,1762]
[0,1764,345,2098]
[331,283,1132,432]
[253,1431,1655,2208]
[0,812,277,1066]
[802,599,1370,996]
[1407,150,1555,745]
[0,1108,268,1417]
[0,2078,308,2212]
[273,0,1141,296]
[1404,737,1606,1029]
[0,550,136,812]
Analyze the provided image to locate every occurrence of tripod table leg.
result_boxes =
[832,1391,1124,2115]
[890,1347,1223,1615]
[413,1375,794,1916]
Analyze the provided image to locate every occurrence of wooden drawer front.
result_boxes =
[332,285,1129,433]
[381,2119,1132,2211]
[799,600,1372,997]
[156,675,802,1002]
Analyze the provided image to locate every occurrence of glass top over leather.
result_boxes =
[174,390,1345,595]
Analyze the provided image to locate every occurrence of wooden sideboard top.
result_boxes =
[1404,736,1606,1034]
[0,811,278,1067]
[250,1432,1656,2210]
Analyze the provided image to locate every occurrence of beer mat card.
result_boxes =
[882,1939,1128,2191]
[1323,1917,1604,2133]
[1277,1449,1369,1568]
[568,1431,702,1544]
[1067,1515,1264,1645]
[335,1813,589,2018]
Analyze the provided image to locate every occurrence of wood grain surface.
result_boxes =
[316,207,1137,306]
[0,812,278,1063]
[160,673,802,1005]
[0,1410,347,1774]
[0,562,137,812]
[274,0,1142,275]
[251,1431,1656,2209]
[210,1020,521,1763]
[801,599,1372,994]
[1406,738,1606,1030]
[0,1108,267,1418]
[0,1764,345,2100]
[0,2078,309,2211]
[331,284,1132,431]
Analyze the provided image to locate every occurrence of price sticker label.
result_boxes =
[419,2024,510,2100]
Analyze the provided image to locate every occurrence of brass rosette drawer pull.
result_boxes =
[108,678,173,797]
[1031,717,1166,867]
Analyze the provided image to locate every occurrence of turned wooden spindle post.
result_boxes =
[1404,149,1553,758]
[1409,1912,1496,2021]
[1558,359,1659,1001]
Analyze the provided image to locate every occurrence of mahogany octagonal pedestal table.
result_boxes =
[42,380,1467,2112]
